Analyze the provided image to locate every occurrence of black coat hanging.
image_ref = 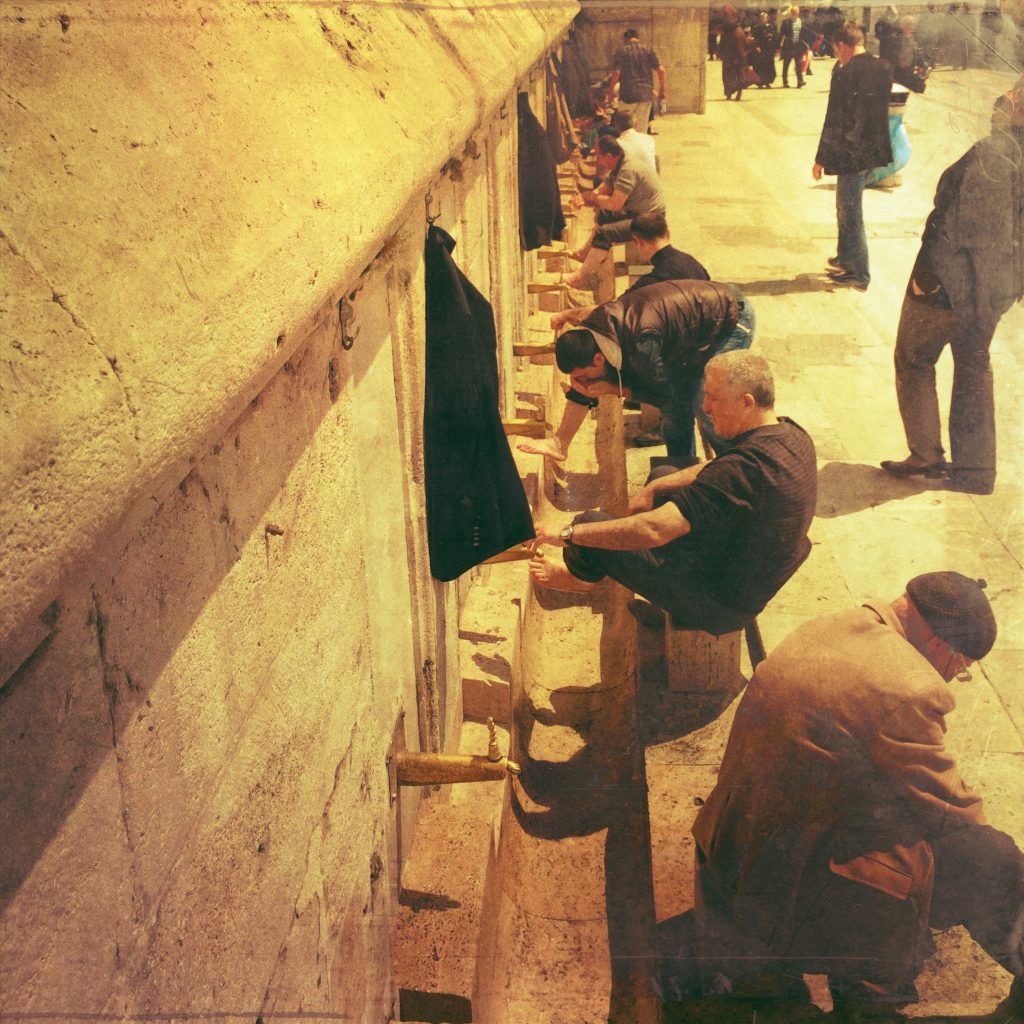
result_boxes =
[423,225,534,581]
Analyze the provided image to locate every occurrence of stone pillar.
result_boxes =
[576,2,708,116]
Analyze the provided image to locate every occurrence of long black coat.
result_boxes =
[423,226,534,581]
[815,52,893,175]
[517,92,566,251]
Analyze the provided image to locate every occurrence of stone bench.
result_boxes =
[664,616,766,693]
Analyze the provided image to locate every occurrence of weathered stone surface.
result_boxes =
[0,0,577,655]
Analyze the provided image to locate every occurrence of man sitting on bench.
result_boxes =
[529,352,817,635]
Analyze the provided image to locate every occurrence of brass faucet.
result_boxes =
[394,718,521,786]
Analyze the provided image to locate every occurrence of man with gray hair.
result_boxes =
[530,351,817,635]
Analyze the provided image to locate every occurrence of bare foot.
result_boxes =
[564,270,595,290]
[517,438,566,462]
[529,554,596,592]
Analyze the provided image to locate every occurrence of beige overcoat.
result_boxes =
[692,600,984,981]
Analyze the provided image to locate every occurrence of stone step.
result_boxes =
[458,562,526,726]
[393,800,494,1024]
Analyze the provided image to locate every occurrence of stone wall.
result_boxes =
[0,0,576,1018]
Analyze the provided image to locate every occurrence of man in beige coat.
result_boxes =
[691,572,1023,1020]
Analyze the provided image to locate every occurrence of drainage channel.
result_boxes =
[475,374,663,1024]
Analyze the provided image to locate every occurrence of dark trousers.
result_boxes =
[697,822,1024,1000]
[561,465,751,635]
[893,292,997,488]
[782,45,804,85]
[591,209,643,252]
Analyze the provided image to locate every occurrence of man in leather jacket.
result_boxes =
[517,279,754,462]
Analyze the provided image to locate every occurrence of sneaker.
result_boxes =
[828,271,869,291]
[632,429,666,448]
[880,457,947,479]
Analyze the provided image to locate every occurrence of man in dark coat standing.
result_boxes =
[881,78,1024,495]
[813,22,892,291]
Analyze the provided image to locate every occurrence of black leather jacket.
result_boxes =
[581,280,745,407]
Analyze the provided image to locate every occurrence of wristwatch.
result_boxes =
[559,524,574,545]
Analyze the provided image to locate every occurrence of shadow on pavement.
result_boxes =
[736,273,841,295]
[816,460,943,518]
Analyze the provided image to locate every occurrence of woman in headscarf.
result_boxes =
[719,6,750,100]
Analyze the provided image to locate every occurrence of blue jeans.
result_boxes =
[836,170,869,285]
[661,295,757,458]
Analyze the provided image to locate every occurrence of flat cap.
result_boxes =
[907,571,997,660]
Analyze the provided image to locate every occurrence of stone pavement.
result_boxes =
[633,58,1024,1019]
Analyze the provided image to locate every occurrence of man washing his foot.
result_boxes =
[518,278,754,463]
[529,352,817,635]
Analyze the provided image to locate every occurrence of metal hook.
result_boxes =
[425,191,439,225]
[339,295,359,350]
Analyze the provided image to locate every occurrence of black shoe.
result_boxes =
[946,472,995,495]
[783,82,791,87]
[627,598,666,629]
[797,80,807,87]
[632,429,665,448]
[829,270,868,290]
[881,457,947,479]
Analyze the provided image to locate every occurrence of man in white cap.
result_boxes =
[686,573,1023,1021]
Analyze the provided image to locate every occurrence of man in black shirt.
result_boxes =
[529,352,817,635]
[608,28,667,135]
[552,213,709,330]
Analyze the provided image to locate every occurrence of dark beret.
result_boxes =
[907,571,997,660]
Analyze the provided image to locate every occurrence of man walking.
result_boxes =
[528,352,816,636]
[607,28,667,133]
[779,5,807,87]
[881,78,1024,495]
[813,22,892,291]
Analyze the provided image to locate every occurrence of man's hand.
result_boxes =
[628,485,657,515]
[517,437,567,462]
[812,162,824,181]
[530,518,567,550]
[552,306,597,331]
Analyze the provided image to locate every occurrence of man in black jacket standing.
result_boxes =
[881,79,1024,495]
[813,22,892,291]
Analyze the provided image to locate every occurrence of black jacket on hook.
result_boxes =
[423,225,534,581]
[518,92,566,251]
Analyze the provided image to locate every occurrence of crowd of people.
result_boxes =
[511,21,1024,1020]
